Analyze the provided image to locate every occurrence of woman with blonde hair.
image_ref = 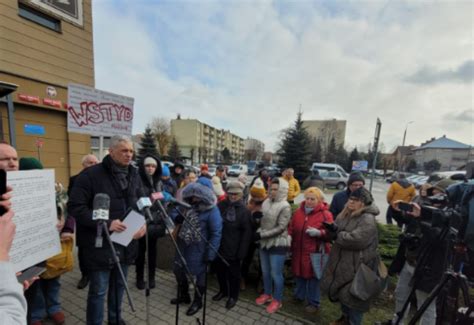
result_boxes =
[288,187,333,313]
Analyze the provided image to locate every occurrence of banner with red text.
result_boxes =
[67,83,134,137]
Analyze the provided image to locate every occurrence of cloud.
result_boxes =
[406,60,474,85]
[92,0,473,153]
[444,109,474,124]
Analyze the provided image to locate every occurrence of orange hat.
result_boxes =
[250,178,266,202]
[200,164,209,172]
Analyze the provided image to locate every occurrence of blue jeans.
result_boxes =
[31,277,62,322]
[341,304,364,325]
[259,249,286,302]
[87,265,129,325]
[294,276,320,307]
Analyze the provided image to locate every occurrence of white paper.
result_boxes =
[110,210,146,247]
[8,170,61,273]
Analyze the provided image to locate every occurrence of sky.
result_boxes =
[92,0,473,153]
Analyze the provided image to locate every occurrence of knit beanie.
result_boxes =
[197,176,213,190]
[212,176,225,196]
[144,157,158,166]
[430,178,459,194]
[349,187,373,205]
[250,178,266,201]
[348,172,365,186]
[227,181,245,194]
[162,165,170,177]
[304,186,325,202]
[19,157,43,170]
[200,164,209,172]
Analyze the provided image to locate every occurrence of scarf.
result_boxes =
[110,160,129,191]
[178,208,202,246]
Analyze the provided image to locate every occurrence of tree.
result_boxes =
[168,137,182,162]
[324,137,337,163]
[150,117,171,155]
[335,144,348,169]
[278,111,312,180]
[137,126,159,161]
[310,138,323,163]
[406,159,417,172]
[348,147,360,171]
[221,147,232,165]
[424,159,441,173]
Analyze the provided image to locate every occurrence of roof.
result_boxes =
[415,136,470,150]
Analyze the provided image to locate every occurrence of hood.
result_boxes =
[352,203,380,218]
[172,161,185,174]
[273,177,289,202]
[397,179,411,189]
[182,182,217,208]
[138,154,162,186]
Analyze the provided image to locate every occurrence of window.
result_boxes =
[19,3,61,32]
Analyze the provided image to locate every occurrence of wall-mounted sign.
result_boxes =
[46,86,57,98]
[43,98,62,108]
[24,124,46,136]
[67,83,134,137]
[18,94,40,104]
[28,0,83,26]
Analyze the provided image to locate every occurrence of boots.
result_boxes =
[136,273,145,290]
[170,283,191,305]
[186,286,205,316]
[149,269,156,289]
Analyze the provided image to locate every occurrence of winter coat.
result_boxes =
[284,175,301,202]
[162,178,178,197]
[289,202,333,279]
[329,189,350,218]
[175,182,223,276]
[0,261,27,325]
[387,180,416,206]
[321,204,380,312]
[67,155,142,271]
[302,175,325,191]
[217,199,252,261]
[258,178,292,249]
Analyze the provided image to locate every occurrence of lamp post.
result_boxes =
[398,121,414,172]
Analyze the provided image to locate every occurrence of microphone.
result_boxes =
[151,192,192,209]
[92,193,110,248]
[137,196,156,223]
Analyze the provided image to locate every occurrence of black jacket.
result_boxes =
[67,155,142,271]
[217,199,252,261]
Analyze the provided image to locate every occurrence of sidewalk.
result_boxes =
[54,263,309,325]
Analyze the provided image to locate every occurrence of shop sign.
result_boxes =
[18,94,40,104]
[43,98,62,108]
[24,124,45,136]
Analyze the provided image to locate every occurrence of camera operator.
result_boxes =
[387,183,453,325]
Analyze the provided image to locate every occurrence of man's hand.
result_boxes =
[15,272,39,291]
[407,203,421,218]
[0,185,13,212]
[133,225,146,240]
[109,220,127,233]
[0,210,16,261]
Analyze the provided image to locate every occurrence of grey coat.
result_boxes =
[321,204,380,312]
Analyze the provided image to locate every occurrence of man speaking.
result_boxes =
[68,135,145,325]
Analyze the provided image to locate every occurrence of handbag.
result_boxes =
[349,254,388,301]
[41,237,74,279]
[310,244,329,279]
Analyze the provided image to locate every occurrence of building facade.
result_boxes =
[0,0,93,185]
[170,118,245,164]
[302,119,346,150]
[244,137,265,161]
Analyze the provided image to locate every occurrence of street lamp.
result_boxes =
[398,121,414,172]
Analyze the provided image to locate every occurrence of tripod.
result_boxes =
[98,220,135,324]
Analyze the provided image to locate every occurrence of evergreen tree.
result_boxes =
[279,111,312,180]
[310,138,323,163]
[137,126,159,161]
[424,159,441,172]
[348,147,360,171]
[406,159,417,172]
[168,137,182,162]
[335,144,349,169]
[324,137,337,163]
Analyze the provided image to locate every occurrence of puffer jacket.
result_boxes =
[387,180,416,206]
[284,175,301,202]
[321,204,380,312]
[258,178,292,249]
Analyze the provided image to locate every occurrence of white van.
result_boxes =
[310,163,348,176]
[228,164,248,177]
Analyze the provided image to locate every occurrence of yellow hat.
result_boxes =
[250,178,267,201]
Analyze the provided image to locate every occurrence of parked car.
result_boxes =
[427,170,466,184]
[208,166,217,177]
[320,170,348,190]
[310,162,348,176]
[413,176,429,188]
[228,164,248,177]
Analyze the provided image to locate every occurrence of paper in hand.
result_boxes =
[110,210,146,247]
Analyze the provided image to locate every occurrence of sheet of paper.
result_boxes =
[110,210,146,247]
[8,170,61,273]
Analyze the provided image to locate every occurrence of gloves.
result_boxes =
[161,191,172,202]
[305,227,322,237]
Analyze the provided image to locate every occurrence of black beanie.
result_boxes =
[348,172,365,186]
[349,187,373,205]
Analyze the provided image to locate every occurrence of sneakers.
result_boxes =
[266,300,282,314]
[304,304,320,313]
[255,294,272,305]
[50,311,65,325]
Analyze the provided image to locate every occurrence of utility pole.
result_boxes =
[369,118,382,193]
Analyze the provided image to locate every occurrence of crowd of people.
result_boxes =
[0,135,464,325]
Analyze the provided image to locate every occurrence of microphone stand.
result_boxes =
[152,200,201,325]
[98,220,135,324]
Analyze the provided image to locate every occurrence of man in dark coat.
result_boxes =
[213,181,252,310]
[171,161,185,188]
[302,169,325,190]
[67,153,99,290]
[329,172,365,218]
[68,135,146,325]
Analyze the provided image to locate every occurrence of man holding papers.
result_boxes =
[68,135,146,325]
